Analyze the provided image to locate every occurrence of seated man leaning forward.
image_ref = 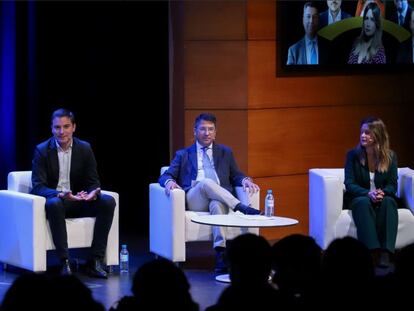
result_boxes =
[159,112,260,274]
[31,108,115,278]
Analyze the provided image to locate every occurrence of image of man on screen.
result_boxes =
[396,10,414,63]
[287,2,329,65]
[387,0,412,31]
[319,0,352,28]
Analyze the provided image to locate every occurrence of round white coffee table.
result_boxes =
[190,213,299,283]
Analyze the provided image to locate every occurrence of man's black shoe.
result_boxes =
[85,259,108,279]
[378,251,391,268]
[234,203,261,215]
[214,247,228,275]
[60,259,72,276]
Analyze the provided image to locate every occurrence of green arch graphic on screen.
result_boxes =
[318,17,411,43]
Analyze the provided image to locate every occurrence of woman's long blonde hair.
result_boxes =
[357,116,392,173]
[354,2,383,63]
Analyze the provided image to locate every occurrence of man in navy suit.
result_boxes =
[388,0,413,31]
[287,2,330,65]
[159,113,260,274]
[397,10,414,63]
[319,0,352,28]
[31,108,115,278]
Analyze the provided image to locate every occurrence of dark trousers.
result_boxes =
[350,196,398,253]
[45,194,115,260]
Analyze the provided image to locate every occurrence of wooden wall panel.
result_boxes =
[256,174,308,239]
[184,1,246,40]
[247,0,275,40]
[248,105,413,177]
[185,41,247,109]
[248,41,405,108]
[184,110,248,172]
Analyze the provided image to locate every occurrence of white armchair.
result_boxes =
[0,171,119,272]
[149,167,259,262]
[309,167,414,250]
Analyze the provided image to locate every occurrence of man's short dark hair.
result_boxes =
[51,108,75,124]
[304,1,318,12]
[194,113,217,129]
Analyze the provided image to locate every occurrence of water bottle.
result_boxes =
[120,244,129,273]
[264,189,274,217]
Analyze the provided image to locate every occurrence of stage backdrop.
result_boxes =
[169,0,414,240]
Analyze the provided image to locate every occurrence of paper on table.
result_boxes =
[234,213,275,220]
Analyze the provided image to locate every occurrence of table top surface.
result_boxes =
[190,213,299,228]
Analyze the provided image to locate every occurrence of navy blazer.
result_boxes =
[158,143,246,193]
[343,148,398,209]
[388,5,413,31]
[287,35,330,65]
[319,9,352,28]
[31,137,100,199]
[396,38,413,64]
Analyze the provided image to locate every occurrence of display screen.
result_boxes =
[277,0,413,75]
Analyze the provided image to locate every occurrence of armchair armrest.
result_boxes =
[398,168,414,213]
[309,169,345,249]
[149,183,186,262]
[0,190,47,271]
[235,187,260,211]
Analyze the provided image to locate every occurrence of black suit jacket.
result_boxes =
[396,38,413,63]
[31,137,100,199]
[388,5,413,30]
[158,143,246,193]
[343,148,398,209]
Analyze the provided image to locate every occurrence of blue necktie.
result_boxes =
[310,40,317,65]
[399,14,404,26]
[202,147,218,183]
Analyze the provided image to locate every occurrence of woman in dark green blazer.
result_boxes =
[344,117,398,267]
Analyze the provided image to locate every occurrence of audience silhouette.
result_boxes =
[206,233,281,311]
[271,234,322,309]
[111,258,199,311]
[321,236,376,308]
[2,235,413,310]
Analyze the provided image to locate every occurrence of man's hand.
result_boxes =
[165,180,182,196]
[58,190,84,201]
[242,178,260,194]
[83,188,101,201]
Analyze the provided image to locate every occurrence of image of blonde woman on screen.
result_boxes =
[355,0,385,17]
[348,2,386,64]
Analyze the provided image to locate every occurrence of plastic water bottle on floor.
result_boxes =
[120,244,129,273]
[264,189,274,217]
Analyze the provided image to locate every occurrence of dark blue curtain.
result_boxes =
[0,1,17,189]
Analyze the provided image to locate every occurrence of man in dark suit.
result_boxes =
[319,0,352,28]
[388,0,413,31]
[287,2,330,65]
[159,113,260,274]
[397,9,414,63]
[31,108,115,278]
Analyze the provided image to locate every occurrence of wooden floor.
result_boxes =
[0,237,228,311]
